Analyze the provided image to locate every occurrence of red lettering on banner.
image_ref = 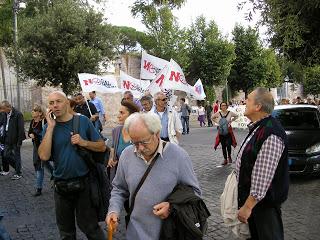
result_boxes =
[169,71,180,82]
[83,79,93,86]
[143,61,152,71]
[155,74,165,86]
[123,80,131,89]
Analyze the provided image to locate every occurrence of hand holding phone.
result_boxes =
[50,112,56,120]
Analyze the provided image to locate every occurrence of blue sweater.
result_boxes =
[108,142,201,240]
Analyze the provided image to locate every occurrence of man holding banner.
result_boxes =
[74,93,100,129]
[154,92,182,144]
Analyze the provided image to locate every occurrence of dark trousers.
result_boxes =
[207,114,213,126]
[248,205,284,240]
[219,134,232,160]
[54,179,105,240]
[181,116,189,133]
[2,144,21,174]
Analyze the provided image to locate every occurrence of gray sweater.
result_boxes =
[108,142,201,240]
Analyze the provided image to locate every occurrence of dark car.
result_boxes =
[272,104,320,175]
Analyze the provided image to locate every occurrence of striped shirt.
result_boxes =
[235,119,285,202]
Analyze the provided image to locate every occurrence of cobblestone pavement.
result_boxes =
[1,127,320,239]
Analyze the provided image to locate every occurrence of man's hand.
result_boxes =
[108,158,118,168]
[105,213,119,233]
[238,205,252,224]
[45,111,56,129]
[153,202,170,219]
[70,133,87,147]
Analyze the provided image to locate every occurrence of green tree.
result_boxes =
[239,0,320,66]
[0,0,13,46]
[112,26,145,54]
[186,16,235,86]
[304,65,320,96]
[133,3,189,68]
[228,25,281,96]
[10,0,116,94]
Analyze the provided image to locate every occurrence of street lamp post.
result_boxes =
[13,0,26,111]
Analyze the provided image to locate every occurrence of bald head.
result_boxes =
[48,91,67,100]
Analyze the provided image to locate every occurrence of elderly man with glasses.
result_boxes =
[153,92,182,144]
[106,112,201,239]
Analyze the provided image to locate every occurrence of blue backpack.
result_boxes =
[218,112,229,136]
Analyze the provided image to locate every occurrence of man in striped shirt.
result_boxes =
[236,88,289,240]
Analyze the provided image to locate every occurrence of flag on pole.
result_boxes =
[120,71,150,98]
[78,73,121,93]
[191,79,206,100]
[140,51,169,80]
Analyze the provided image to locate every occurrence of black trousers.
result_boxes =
[248,204,284,240]
[219,134,232,160]
[54,178,105,240]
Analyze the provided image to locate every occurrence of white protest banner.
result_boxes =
[191,79,206,100]
[229,105,250,129]
[146,64,170,96]
[78,73,121,93]
[140,51,169,80]
[120,71,150,98]
[160,59,194,94]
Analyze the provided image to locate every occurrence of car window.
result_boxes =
[272,108,320,129]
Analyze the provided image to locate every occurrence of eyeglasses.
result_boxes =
[130,135,153,147]
[158,98,167,102]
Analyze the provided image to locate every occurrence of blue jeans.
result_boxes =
[181,116,189,133]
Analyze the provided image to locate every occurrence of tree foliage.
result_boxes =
[132,3,189,68]
[304,65,320,96]
[239,0,320,66]
[0,0,13,46]
[228,25,281,96]
[112,26,145,54]
[186,16,235,86]
[12,0,116,94]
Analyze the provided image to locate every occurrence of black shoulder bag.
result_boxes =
[125,141,167,227]
[72,115,111,222]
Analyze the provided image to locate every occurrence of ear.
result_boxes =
[255,104,262,112]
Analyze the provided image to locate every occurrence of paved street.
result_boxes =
[1,127,320,239]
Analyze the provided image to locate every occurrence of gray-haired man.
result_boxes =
[106,112,201,239]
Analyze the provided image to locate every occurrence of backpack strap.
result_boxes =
[72,115,80,135]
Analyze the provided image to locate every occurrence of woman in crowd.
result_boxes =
[28,105,54,196]
[197,104,206,127]
[107,101,140,181]
[211,101,238,165]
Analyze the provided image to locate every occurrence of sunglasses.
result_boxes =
[158,98,167,102]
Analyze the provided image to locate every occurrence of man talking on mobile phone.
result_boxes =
[38,91,106,240]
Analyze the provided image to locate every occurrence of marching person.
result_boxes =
[212,101,238,165]
[38,91,106,240]
[237,88,289,239]
[106,112,201,239]
[0,100,25,180]
[28,104,53,196]
[154,92,182,144]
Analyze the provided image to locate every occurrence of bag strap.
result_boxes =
[72,115,96,169]
[127,141,167,220]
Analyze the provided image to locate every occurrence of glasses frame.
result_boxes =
[130,135,154,147]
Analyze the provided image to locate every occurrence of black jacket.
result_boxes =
[3,108,25,145]
[160,184,210,240]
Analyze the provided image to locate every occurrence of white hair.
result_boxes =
[154,91,165,101]
[124,112,162,134]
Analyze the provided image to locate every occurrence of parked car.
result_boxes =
[272,104,320,175]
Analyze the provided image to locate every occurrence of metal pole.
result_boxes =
[13,0,21,110]
[226,79,229,103]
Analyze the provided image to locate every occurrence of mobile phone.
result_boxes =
[50,112,56,120]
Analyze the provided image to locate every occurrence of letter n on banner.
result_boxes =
[169,71,180,82]
[123,80,131,89]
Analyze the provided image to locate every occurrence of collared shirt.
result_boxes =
[154,108,169,139]
[235,116,285,202]
[5,110,12,132]
[134,139,165,165]
[90,97,105,115]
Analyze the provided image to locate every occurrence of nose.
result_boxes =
[136,143,145,152]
